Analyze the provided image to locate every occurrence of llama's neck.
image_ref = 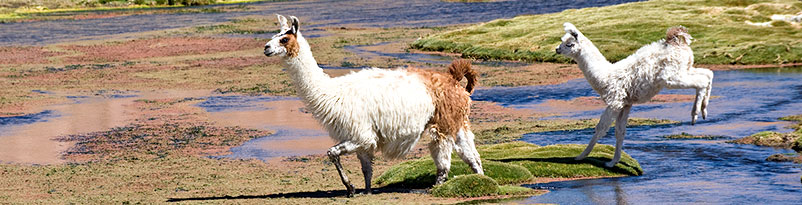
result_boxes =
[283,34,332,104]
[573,38,613,90]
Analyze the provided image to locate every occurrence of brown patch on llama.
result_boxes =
[408,60,477,138]
[281,33,301,57]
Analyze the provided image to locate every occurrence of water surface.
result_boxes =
[474,67,802,204]
[0,0,641,46]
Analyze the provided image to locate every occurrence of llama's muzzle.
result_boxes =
[264,45,273,56]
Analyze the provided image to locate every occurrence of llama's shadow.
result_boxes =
[165,187,421,202]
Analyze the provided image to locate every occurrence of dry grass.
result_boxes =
[413,0,802,65]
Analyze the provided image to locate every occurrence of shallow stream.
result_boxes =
[471,67,802,204]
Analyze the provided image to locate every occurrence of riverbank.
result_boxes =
[411,0,802,65]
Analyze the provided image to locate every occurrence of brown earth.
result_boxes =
[61,37,263,63]
[0,46,63,64]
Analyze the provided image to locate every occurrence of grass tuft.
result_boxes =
[731,114,802,152]
[430,174,499,197]
[412,0,802,65]
[374,159,532,189]
[661,132,728,140]
[375,141,642,190]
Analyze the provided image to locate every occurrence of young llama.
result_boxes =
[263,15,484,196]
[556,23,714,167]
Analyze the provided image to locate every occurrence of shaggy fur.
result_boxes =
[556,23,714,167]
[264,15,483,197]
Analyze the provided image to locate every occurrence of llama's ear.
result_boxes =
[563,22,580,38]
[276,14,289,30]
[290,16,300,34]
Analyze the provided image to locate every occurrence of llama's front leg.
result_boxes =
[327,142,360,197]
[606,105,631,168]
[429,135,455,185]
[576,107,617,160]
[356,151,374,195]
[454,128,484,175]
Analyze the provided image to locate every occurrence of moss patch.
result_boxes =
[374,159,532,189]
[376,141,642,190]
[412,0,802,65]
[766,153,802,164]
[661,132,728,140]
[479,142,642,178]
[430,174,499,197]
[731,114,802,153]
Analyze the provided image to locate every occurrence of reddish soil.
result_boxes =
[184,55,275,70]
[62,37,263,63]
[0,46,62,64]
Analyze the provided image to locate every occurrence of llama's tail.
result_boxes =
[447,59,478,94]
[665,26,692,46]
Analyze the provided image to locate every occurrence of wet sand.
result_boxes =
[0,90,211,164]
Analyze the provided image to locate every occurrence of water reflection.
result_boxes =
[200,96,334,162]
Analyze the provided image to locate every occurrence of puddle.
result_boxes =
[0,90,211,165]
[200,96,334,162]
[471,67,802,203]
[0,0,641,46]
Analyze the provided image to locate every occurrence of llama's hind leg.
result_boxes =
[357,151,374,194]
[327,142,360,197]
[576,107,617,160]
[700,69,714,120]
[429,133,455,185]
[454,128,484,175]
[606,105,631,168]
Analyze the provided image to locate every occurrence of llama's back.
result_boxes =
[613,39,693,104]
[312,68,436,159]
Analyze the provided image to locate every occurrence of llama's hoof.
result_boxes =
[345,184,356,197]
[604,161,617,168]
[363,189,373,195]
[574,156,586,161]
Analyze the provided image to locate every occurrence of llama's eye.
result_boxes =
[566,43,574,47]
[280,38,289,44]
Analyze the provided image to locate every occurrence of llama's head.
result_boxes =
[264,14,301,57]
[665,26,692,46]
[555,22,584,58]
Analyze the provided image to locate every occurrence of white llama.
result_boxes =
[555,23,714,167]
[263,15,484,196]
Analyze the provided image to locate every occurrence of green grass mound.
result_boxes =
[412,0,802,65]
[376,141,642,190]
[661,132,728,140]
[478,141,643,177]
[430,174,499,197]
[375,158,532,188]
